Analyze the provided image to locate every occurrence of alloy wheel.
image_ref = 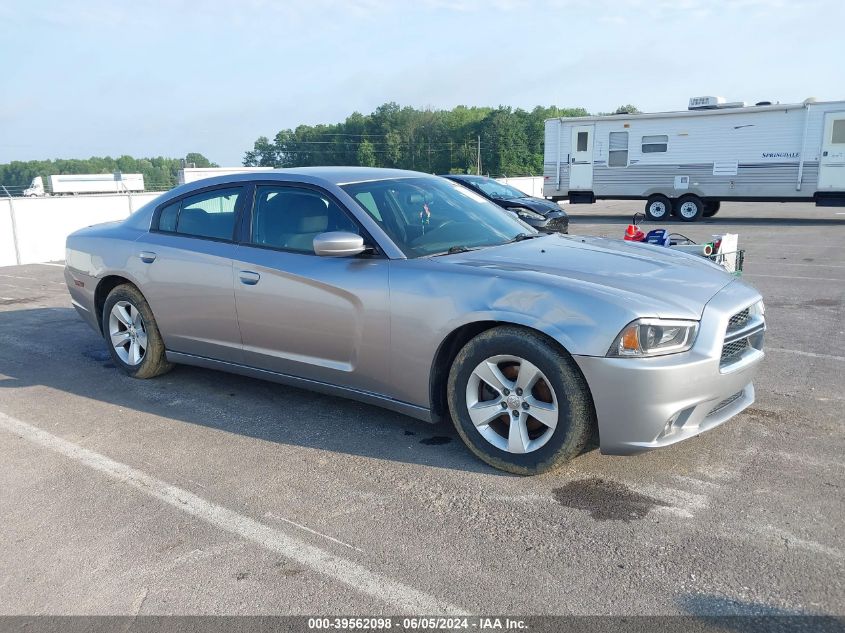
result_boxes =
[465,355,559,454]
[108,301,147,366]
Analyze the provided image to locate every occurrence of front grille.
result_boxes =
[720,305,764,369]
[707,391,744,417]
[727,308,750,332]
[721,338,749,364]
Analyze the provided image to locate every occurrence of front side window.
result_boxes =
[470,178,527,200]
[642,134,669,153]
[342,177,532,258]
[608,131,629,167]
[155,187,242,240]
[251,186,359,253]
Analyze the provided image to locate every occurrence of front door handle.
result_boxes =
[139,251,157,263]
[239,271,260,285]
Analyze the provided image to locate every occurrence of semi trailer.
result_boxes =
[23,173,145,196]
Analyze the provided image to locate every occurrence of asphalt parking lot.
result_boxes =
[0,200,843,617]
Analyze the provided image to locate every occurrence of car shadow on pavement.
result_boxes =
[676,593,839,632]
[0,307,561,476]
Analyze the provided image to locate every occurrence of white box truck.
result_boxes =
[23,173,145,196]
[543,97,845,221]
[177,167,275,185]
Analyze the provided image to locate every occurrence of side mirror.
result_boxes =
[313,231,366,257]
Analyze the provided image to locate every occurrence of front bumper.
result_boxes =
[574,281,764,455]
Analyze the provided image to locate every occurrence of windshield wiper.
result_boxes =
[429,245,478,257]
[506,233,542,243]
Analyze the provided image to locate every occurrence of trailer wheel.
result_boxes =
[675,195,704,222]
[644,195,672,221]
[703,201,721,217]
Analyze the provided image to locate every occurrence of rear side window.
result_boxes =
[158,201,179,232]
[155,187,242,241]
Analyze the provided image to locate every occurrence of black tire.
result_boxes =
[644,195,672,221]
[703,201,721,217]
[102,284,173,379]
[674,195,704,222]
[447,326,595,475]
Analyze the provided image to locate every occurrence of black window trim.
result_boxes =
[238,180,385,258]
[150,182,247,244]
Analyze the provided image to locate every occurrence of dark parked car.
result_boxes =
[442,174,568,233]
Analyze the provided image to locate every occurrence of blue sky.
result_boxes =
[1,0,843,166]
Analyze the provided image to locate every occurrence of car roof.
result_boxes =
[189,166,435,188]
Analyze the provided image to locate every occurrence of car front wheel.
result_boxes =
[447,326,595,475]
[102,284,173,379]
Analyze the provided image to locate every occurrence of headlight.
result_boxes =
[511,207,544,221]
[751,299,765,317]
[608,318,699,357]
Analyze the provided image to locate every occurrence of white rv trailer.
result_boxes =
[543,97,845,221]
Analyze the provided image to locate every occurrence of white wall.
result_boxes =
[495,176,546,198]
[1,192,164,266]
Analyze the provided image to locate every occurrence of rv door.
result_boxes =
[819,112,845,191]
[569,125,594,190]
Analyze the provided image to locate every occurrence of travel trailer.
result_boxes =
[543,97,845,221]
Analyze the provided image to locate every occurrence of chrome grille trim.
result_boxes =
[720,305,765,369]
[727,308,750,332]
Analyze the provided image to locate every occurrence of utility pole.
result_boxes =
[2,185,22,265]
[476,135,481,175]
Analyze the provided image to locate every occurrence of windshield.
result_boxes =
[472,179,527,199]
[342,177,535,258]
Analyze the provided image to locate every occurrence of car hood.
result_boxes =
[499,196,564,215]
[441,234,735,319]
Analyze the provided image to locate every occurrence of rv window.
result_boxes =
[833,120,845,144]
[576,132,588,152]
[642,135,668,153]
[608,132,629,167]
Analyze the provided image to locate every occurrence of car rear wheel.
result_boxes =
[102,284,172,379]
[447,326,595,475]
[675,195,704,222]
[644,195,672,221]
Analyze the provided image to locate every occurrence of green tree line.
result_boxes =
[0,153,217,192]
[243,103,603,176]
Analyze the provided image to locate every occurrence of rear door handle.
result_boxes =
[239,271,260,285]
[139,251,157,263]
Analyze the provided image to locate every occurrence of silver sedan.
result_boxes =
[64,168,765,474]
